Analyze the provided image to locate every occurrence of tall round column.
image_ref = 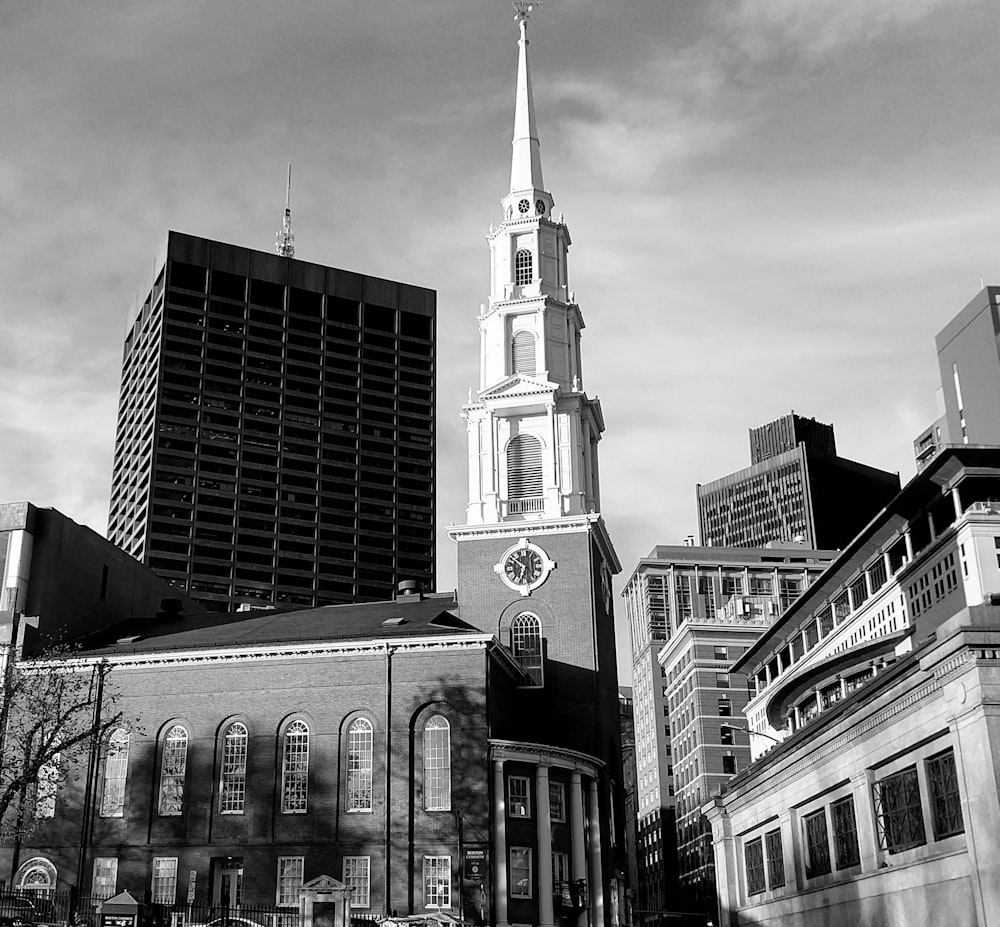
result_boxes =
[588,779,604,927]
[536,765,555,927]
[493,759,509,927]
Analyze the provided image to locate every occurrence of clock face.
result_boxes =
[505,547,544,587]
[535,199,546,215]
[518,198,531,214]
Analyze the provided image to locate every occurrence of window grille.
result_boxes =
[803,810,831,878]
[151,857,178,904]
[831,796,860,868]
[510,848,532,898]
[343,857,371,908]
[423,856,451,909]
[100,729,130,817]
[926,749,964,838]
[764,829,784,888]
[281,720,310,813]
[511,613,544,685]
[512,331,536,374]
[219,723,248,814]
[158,725,188,816]
[348,718,374,811]
[507,435,543,500]
[277,857,304,906]
[744,838,765,895]
[423,716,451,811]
[514,249,533,286]
[508,776,531,818]
[873,765,926,852]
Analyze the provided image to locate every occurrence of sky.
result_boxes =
[2,0,999,682]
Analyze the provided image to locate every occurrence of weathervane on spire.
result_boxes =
[275,163,295,258]
[512,0,540,25]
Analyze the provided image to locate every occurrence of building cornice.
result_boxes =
[490,738,604,776]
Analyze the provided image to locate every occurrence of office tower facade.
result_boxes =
[622,544,835,923]
[697,413,900,550]
[108,232,436,612]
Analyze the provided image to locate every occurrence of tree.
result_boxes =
[0,624,127,885]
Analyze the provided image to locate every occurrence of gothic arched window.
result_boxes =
[511,613,544,685]
[507,434,544,500]
[281,720,310,813]
[158,725,188,816]
[219,722,248,814]
[423,715,451,811]
[515,249,533,286]
[512,331,536,375]
[347,718,374,811]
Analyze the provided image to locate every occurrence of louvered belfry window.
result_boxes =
[507,435,543,499]
[512,331,536,374]
[515,248,533,286]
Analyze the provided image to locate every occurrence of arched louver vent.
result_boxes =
[507,434,543,499]
[512,331,536,375]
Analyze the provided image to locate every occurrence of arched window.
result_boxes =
[507,434,543,500]
[158,725,188,816]
[423,715,451,811]
[515,249,533,286]
[511,331,536,375]
[35,753,60,819]
[511,613,544,686]
[16,858,57,896]
[347,718,373,811]
[281,720,309,813]
[219,722,248,814]
[100,729,129,818]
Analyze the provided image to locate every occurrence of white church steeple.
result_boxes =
[460,5,606,528]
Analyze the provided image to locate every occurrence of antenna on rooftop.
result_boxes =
[275,164,295,257]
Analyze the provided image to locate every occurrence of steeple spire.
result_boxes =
[510,1,544,195]
[275,163,295,257]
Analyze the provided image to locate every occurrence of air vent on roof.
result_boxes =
[382,617,408,627]
[116,635,142,644]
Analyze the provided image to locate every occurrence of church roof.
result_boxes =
[71,592,472,656]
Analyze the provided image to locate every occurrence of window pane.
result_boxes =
[93,858,118,900]
[803,810,831,878]
[508,776,531,818]
[343,857,370,909]
[926,749,964,839]
[158,726,188,816]
[151,858,178,904]
[101,729,130,817]
[423,716,451,811]
[510,847,532,898]
[514,249,533,287]
[348,718,374,811]
[511,613,543,685]
[744,838,765,895]
[831,796,860,868]
[873,765,926,853]
[423,856,451,909]
[764,829,784,889]
[277,857,304,906]
[281,720,310,813]
[220,723,248,814]
[549,782,565,822]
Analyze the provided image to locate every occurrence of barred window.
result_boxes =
[277,857,304,906]
[803,810,831,878]
[744,837,765,895]
[512,331,536,374]
[873,765,926,853]
[423,715,451,811]
[347,718,374,811]
[158,726,188,816]
[514,249,533,286]
[831,796,861,868]
[508,775,531,818]
[511,613,544,685]
[423,856,451,909]
[151,857,178,904]
[219,723,248,814]
[926,749,964,838]
[100,729,130,817]
[92,858,118,900]
[510,847,532,898]
[764,829,784,889]
[281,720,310,814]
[343,856,370,908]
[507,434,543,500]
[549,781,566,822]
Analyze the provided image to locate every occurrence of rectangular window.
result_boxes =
[552,850,570,886]
[277,857,305,906]
[831,796,861,868]
[764,829,784,889]
[720,726,734,746]
[549,781,566,822]
[423,856,451,909]
[744,837,765,895]
[151,858,178,904]
[508,775,531,818]
[713,645,728,660]
[715,673,731,689]
[93,858,118,900]
[803,810,831,878]
[926,749,964,839]
[718,698,732,717]
[722,756,737,775]
[873,765,926,853]
[510,847,532,898]
[343,857,370,909]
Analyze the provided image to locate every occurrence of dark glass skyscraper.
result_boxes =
[109,231,436,612]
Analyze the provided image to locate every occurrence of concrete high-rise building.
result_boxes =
[108,232,436,612]
[913,285,1000,470]
[623,544,836,923]
[697,413,900,550]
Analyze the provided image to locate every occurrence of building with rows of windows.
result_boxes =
[705,445,1000,926]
